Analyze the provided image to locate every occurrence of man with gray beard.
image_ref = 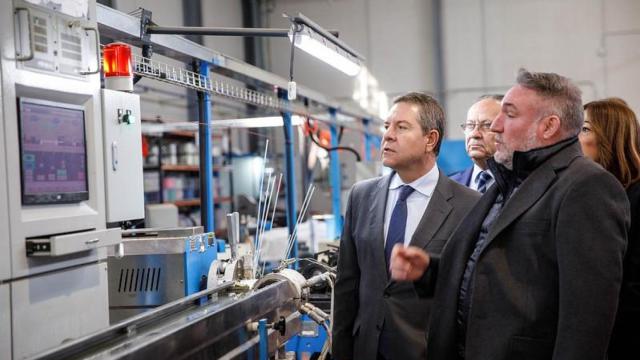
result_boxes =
[389,69,630,360]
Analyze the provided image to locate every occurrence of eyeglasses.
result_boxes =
[459,122,492,133]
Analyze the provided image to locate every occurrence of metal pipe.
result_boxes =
[146,25,341,38]
[148,26,290,37]
[270,173,283,228]
[254,174,275,276]
[283,185,315,261]
[280,91,298,266]
[253,140,269,271]
[329,108,343,239]
[198,61,215,232]
[258,175,276,245]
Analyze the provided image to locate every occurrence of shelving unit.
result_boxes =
[142,127,231,224]
[162,164,200,172]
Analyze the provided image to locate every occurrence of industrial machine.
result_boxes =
[0,0,144,358]
[107,227,218,323]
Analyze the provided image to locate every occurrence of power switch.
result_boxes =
[122,109,135,124]
[117,108,136,124]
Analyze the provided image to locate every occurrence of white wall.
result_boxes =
[113,0,183,27]
[601,0,640,115]
[366,0,437,97]
[442,0,640,139]
[201,0,245,60]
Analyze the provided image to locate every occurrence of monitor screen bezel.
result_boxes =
[17,97,90,205]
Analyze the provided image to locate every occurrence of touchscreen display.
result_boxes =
[19,98,89,204]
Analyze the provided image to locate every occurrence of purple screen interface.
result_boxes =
[20,102,87,195]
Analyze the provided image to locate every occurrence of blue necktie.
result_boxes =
[476,171,492,194]
[385,185,415,267]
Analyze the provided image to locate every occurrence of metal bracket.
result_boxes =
[79,26,101,75]
[139,8,153,43]
[14,7,34,61]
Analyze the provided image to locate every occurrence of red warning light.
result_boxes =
[102,43,133,91]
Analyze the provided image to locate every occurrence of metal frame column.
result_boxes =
[363,117,372,162]
[329,108,343,239]
[364,117,382,162]
[258,318,268,360]
[280,91,298,262]
[198,60,214,232]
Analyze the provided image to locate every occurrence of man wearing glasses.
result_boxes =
[450,95,502,193]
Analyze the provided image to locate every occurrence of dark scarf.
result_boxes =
[487,136,579,199]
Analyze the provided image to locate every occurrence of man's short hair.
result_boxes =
[516,68,583,136]
[477,94,504,102]
[392,92,445,155]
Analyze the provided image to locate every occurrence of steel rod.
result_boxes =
[148,26,290,37]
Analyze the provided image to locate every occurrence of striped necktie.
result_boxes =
[476,170,492,194]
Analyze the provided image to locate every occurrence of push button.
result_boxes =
[118,108,136,124]
[122,110,135,124]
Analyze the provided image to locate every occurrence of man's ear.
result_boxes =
[425,129,440,153]
[541,115,561,140]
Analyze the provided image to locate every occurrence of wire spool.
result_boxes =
[252,268,308,302]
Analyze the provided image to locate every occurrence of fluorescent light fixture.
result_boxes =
[288,14,364,77]
[310,113,357,124]
[209,115,304,128]
[141,116,304,134]
[289,28,361,76]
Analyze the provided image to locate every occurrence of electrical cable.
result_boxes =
[289,23,302,82]
[306,117,362,162]
[316,273,336,360]
[303,257,336,273]
[319,321,332,360]
[133,44,153,85]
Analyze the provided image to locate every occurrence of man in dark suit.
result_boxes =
[332,93,480,360]
[390,70,630,360]
[449,95,502,193]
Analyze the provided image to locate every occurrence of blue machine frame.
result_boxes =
[328,108,343,240]
[285,315,328,358]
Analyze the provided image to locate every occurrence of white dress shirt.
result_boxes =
[469,164,495,192]
[383,166,439,246]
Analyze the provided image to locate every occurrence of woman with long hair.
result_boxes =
[580,97,640,359]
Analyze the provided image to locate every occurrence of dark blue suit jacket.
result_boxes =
[449,166,473,187]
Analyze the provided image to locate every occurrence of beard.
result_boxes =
[494,126,540,170]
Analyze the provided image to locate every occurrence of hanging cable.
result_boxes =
[285,23,303,100]
[133,44,153,85]
[288,23,302,82]
[306,117,361,162]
